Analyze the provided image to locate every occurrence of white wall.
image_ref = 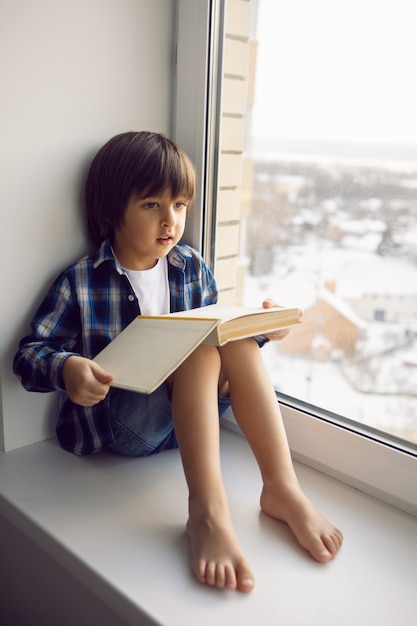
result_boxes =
[0,0,175,451]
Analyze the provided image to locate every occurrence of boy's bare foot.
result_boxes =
[260,484,343,562]
[186,501,255,592]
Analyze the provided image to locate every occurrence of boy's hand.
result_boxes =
[62,355,113,407]
[262,298,291,342]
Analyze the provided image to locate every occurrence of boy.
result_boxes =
[13,131,343,593]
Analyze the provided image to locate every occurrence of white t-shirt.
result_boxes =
[123,257,170,315]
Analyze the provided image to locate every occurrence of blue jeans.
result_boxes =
[106,384,231,457]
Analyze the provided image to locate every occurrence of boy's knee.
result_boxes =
[194,342,220,358]
[176,342,220,376]
[220,337,259,356]
[193,342,221,367]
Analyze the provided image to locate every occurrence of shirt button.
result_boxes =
[128,294,135,302]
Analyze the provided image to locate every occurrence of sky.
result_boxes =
[252,0,417,146]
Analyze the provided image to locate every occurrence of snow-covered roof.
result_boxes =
[316,282,368,329]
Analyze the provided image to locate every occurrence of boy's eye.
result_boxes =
[141,199,188,210]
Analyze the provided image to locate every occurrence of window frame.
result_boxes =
[174,0,417,517]
[172,0,223,268]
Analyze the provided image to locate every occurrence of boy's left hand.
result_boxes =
[262,299,291,342]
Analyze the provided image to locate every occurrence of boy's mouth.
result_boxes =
[157,235,173,245]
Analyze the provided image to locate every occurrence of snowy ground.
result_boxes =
[261,342,417,444]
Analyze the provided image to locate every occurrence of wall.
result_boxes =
[0,0,175,451]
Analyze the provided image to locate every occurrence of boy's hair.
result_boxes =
[85,131,196,247]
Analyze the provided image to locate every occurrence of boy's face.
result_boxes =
[112,188,188,270]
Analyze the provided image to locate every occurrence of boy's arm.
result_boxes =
[13,273,83,393]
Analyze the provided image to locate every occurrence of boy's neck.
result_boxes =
[113,246,159,271]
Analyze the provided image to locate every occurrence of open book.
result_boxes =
[93,304,303,394]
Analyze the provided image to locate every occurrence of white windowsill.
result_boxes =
[1,426,416,625]
[223,403,417,517]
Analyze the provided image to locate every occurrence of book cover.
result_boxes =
[94,317,219,394]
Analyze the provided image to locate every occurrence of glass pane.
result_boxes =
[242,0,417,446]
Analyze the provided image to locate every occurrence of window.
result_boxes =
[174,0,417,516]
[217,0,417,448]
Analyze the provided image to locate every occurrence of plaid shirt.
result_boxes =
[13,240,218,455]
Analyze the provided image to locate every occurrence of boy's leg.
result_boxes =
[218,338,343,562]
[169,343,255,592]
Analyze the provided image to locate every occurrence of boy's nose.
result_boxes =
[162,205,177,227]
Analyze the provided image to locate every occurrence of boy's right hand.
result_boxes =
[62,355,114,407]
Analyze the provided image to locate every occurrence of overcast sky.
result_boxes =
[252,0,417,146]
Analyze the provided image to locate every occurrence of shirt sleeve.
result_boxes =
[13,272,82,392]
[199,255,218,307]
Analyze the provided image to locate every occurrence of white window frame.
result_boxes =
[172,0,223,268]
[174,0,417,517]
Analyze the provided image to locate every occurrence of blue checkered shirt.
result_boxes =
[13,240,218,455]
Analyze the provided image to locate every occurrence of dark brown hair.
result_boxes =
[85,131,196,246]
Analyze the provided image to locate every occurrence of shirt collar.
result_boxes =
[93,240,124,273]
